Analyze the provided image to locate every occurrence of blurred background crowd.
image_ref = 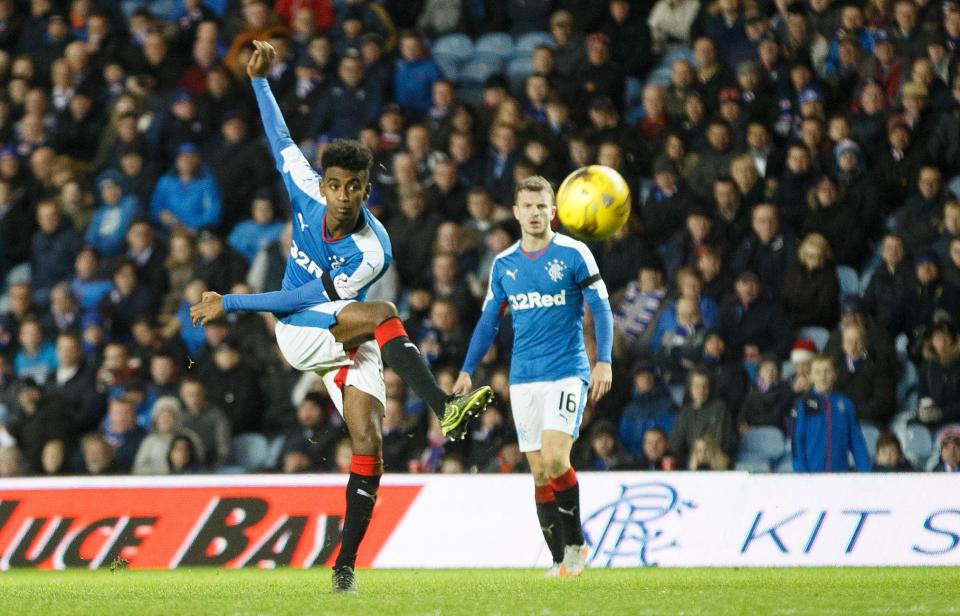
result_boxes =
[0,0,958,478]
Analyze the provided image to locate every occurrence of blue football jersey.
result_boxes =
[482,233,609,384]
[253,77,391,303]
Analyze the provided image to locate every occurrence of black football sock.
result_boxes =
[549,467,585,546]
[334,455,382,569]
[535,484,565,564]
[375,317,448,418]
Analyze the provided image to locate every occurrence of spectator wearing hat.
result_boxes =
[932,429,960,472]
[670,368,736,462]
[739,355,793,433]
[895,165,948,252]
[718,270,793,360]
[904,252,960,357]
[227,189,284,263]
[833,139,883,240]
[642,155,699,240]
[780,232,840,329]
[157,89,206,166]
[149,142,223,232]
[833,322,897,427]
[802,175,869,268]
[792,354,872,472]
[31,199,83,307]
[618,359,678,457]
[730,203,797,298]
[916,322,960,432]
[863,30,904,105]
[790,338,818,394]
[85,170,140,258]
[861,234,915,337]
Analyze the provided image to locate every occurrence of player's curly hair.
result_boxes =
[320,139,374,180]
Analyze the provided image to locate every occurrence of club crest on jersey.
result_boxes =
[545,258,566,282]
[328,254,346,270]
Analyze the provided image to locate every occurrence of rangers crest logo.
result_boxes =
[546,258,566,282]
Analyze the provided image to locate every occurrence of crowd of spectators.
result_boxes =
[0,0,958,479]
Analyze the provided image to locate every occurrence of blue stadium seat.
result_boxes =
[514,31,555,56]
[898,423,933,468]
[646,67,672,87]
[797,326,830,351]
[475,32,515,61]
[458,55,504,85]
[736,426,787,472]
[432,52,461,80]
[659,47,695,71]
[836,266,860,297]
[229,433,270,472]
[431,33,474,63]
[625,76,644,110]
[897,358,918,410]
[859,423,881,461]
[506,56,534,94]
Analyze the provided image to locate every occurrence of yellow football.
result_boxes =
[556,165,631,242]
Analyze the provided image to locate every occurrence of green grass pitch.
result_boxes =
[2,567,959,615]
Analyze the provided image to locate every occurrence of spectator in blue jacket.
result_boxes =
[86,170,140,258]
[13,318,57,383]
[792,354,872,473]
[227,189,284,263]
[393,30,441,115]
[619,359,677,457]
[31,200,84,306]
[149,142,222,232]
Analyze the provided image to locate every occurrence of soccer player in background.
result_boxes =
[191,41,492,593]
[453,176,614,577]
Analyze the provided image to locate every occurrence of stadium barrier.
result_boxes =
[0,473,957,570]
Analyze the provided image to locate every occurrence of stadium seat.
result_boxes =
[458,55,504,85]
[514,31,554,56]
[780,360,795,379]
[506,56,534,93]
[735,459,771,473]
[797,326,830,351]
[896,358,918,410]
[229,433,270,472]
[431,33,474,63]
[646,67,672,87]
[736,426,787,472]
[669,384,686,407]
[475,32,515,61]
[836,266,860,297]
[899,423,933,468]
[659,47,695,71]
[859,423,881,461]
[432,52,461,80]
[624,76,644,110]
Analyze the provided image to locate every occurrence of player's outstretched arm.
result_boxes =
[248,41,302,171]
[190,279,330,325]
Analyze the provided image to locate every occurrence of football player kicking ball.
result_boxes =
[453,176,613,577]
[191,41,492,594]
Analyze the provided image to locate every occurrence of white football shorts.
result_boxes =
[274,300,386,415]
[508,376,588,453]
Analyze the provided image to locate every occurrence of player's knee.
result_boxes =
[543,454,569,479]
[370,301,398,324]
[350,429,382,457]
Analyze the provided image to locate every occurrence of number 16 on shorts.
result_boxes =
[509,377,588,452]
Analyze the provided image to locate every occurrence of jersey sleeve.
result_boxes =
[461,259,509,375]
[571,241,613,363]
[329,233,390,300]
[251,77,324,206]
[221,278,328,315]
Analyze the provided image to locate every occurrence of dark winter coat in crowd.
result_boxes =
[802,197,869,268]
[903,279,960,355]
[871,146,925,219]
[833,354,897,427]
[0,200,32,279]
[7,394,67,474]
[702,354,751,416]
[861,262,915,337]
[387,210,442,285]
[193,246,249,294]
[780,263,840,329]
[200,359,265,435]
[896,192,949,253]
[717,295,794,359]
[774,167,817,232]
[669,397,736,462]
[825,317,899,377]
[204,135,275,231]
[729,232,797,299]
[642,182,700,241]
[44,359,107,437]
[739,381,794,430]
[31,221,83,300]
[618,382,677,458]
[917,353,960,431]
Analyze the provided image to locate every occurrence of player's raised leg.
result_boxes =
[331,384,384,594]
[526,451,565,576]
[541,429,587,577]
[332,301,492,439]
